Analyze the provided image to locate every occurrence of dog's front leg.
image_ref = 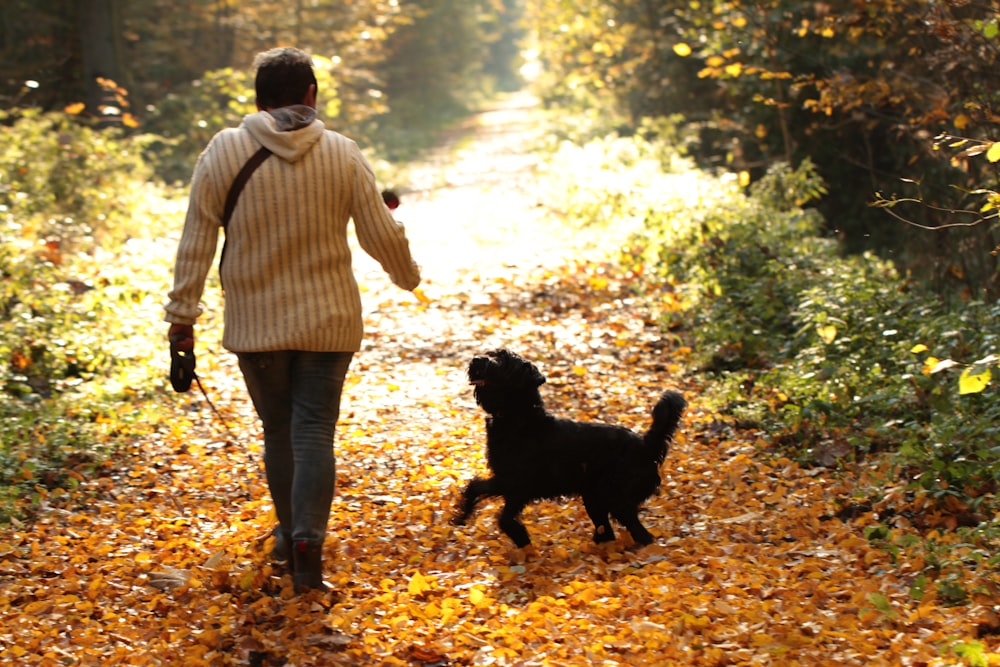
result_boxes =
[498,500,531,548]
[583,495,616,543]
[453,477,495,525]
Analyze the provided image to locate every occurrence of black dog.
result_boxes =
[453,349,686,547]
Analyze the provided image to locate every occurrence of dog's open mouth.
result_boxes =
[469,379,486,387]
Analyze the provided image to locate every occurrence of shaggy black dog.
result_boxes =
[453,348,686,547]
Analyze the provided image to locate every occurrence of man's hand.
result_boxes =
[168,323,194,352]
[168,324,196,393]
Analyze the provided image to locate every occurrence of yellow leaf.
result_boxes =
[954,114,971,130]
[817,324,837,344]
[408,571,431,596]
[469,587,493,608]
[959,365,992,395]
[987,141,1000,163]
[725,62,743,77]
[738,170,751,187]
[572,365,587,376]
[910,343,928,354]
[929,358,959,374]
[412,287,431,304]
[64,102,86,115]
[673,43,692,57]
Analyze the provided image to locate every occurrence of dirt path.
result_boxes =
[357,90,638,283]
[345,89,647,439]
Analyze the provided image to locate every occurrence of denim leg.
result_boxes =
[288,350,352,543]
[238,350,353,546]
[239,351,294,536]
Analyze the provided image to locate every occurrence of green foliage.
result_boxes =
[0,110,180,521]
[141,67,256,183]
[526,0,1000,297]
[540,127,1000,537]
[372,0,525,161]
[621,155,998,483]
[0,109,153,246]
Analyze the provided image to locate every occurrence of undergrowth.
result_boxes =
[535,124,1000,611]
[0,110,181,521]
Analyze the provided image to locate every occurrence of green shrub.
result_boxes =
[0,109,154,247]
[0,109,181,521]
[142,58,346,183]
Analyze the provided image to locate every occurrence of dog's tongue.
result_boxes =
[470,379,485,387]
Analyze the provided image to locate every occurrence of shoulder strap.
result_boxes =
[219,146,272,288]
[222,146,273,229]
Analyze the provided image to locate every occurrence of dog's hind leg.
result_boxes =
[497,499,532,548]
[453,477,496,525]
[583,495,616,543]
[614,508,654,545]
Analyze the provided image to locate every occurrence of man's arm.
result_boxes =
[350,151,421,291]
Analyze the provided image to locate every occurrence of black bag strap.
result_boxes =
[219,146,272,286]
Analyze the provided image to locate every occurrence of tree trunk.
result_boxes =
[78,0,123,125]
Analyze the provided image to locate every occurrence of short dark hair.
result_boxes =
[253,47,318,109]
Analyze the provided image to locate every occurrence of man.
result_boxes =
[165,47,421,591]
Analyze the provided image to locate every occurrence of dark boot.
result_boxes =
[292,540,324,592]
[269,527,291,563]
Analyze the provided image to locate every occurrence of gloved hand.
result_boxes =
[168,324,196,392]
[381,189,400,211]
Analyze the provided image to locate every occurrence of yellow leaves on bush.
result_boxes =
[817,323,837,344]
[988,141,1000,163]
[959,364,992,395]
[913,344,996,394]
[673,42,693,57]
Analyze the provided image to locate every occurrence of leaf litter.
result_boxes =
[0,93,997,666]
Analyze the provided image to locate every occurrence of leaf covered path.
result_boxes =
[0,94,992,666]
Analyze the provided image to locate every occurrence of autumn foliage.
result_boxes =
[526,0,1000,295]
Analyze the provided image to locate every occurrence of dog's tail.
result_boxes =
[644,390,687,465]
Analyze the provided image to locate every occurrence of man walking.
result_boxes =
[165,47,421,591]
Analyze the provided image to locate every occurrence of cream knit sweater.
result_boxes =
[165,107,421,352]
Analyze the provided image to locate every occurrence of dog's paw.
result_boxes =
[507,545,536,564]
[592,525,616,543]
[630,529,654,546]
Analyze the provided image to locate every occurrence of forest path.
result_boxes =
[0,92,984,667]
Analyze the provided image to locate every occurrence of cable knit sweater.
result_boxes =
[165,106,421,352]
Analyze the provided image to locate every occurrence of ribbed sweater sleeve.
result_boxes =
[349,151,422,292]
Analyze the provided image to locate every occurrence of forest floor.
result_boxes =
[0,92,996,666]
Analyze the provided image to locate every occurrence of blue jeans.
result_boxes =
[237,350,354,545]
